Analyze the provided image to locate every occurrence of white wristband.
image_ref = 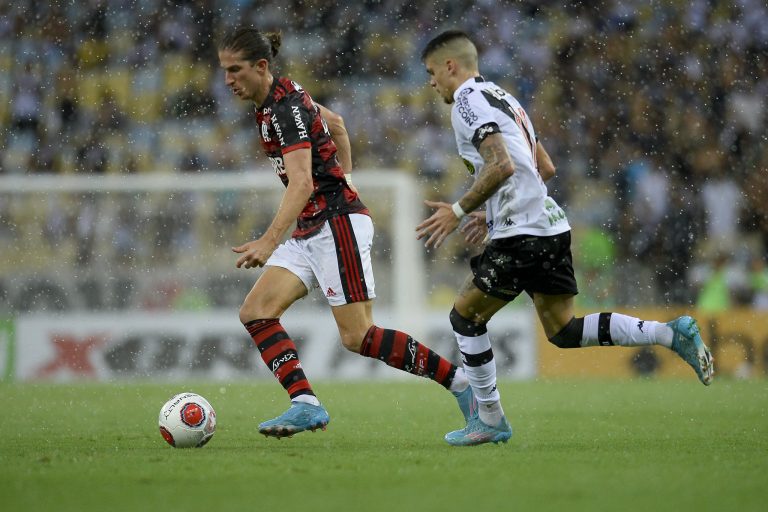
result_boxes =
[451,201,467,219]
[344,173,352,185]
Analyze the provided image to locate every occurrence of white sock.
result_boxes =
[291,394,321,407]
[449,366,469,393]
[454,330,502,425]
[581,313,671,348]
[478,400,504,427]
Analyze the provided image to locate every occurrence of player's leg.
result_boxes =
[241,247,329,437]
[535,294,714,385]
[331,300,468,396]
[322,214,473,422]
[443,276,512,445]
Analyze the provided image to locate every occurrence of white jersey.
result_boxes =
[451,77,570,239]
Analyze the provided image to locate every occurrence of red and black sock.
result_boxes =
[244,319,315,400]
[359,325,457,389]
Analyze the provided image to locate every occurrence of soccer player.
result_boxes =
[217,28,474,440]
[416,30,714,446]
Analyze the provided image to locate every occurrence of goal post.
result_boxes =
[0,170,427,334]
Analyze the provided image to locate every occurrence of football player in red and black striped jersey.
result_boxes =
[217,28,475,440]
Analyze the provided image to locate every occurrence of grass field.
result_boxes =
[1,378,766,512]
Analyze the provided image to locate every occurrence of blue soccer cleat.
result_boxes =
[452,385,478,423]
[258,401,330,439]
[668,316,714,386]
[444,415,513,446]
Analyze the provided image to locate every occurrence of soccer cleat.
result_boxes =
[258,401,330,439]
[668,316,714,386]
[452,385,478,423]
[444,415,513,446]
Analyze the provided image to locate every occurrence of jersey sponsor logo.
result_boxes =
[291,105,308,139]
[272,117,285,146]
[269,155,286,176]
[544,198,567,226]
[326,287,337,297]
[637,320,645,333]
[456,87,478,126]
[485,86,507,102]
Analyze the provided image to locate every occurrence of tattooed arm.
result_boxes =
[416,133,514,249]
[455,133,515,213]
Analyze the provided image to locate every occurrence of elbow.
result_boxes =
[290,175,315,197]
[540,164,556,181]
[325,111,347,136]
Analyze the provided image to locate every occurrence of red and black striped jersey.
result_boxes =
[255,77,368,238]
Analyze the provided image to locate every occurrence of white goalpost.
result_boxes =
[0,170,426,333]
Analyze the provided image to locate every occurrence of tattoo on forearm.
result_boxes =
[459,135,514,212]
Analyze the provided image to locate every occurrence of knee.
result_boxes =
[339,325,370,353]
[548,316,583,349]
[239,297,274,325]
[449,307,488,337]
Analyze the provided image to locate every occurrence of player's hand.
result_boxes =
[232,238,277,269]
[461,211,488,245]
[416,200,461,249]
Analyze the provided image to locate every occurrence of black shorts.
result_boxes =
[470,231,579,301]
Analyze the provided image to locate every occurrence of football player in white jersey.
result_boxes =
[417,30,714,446]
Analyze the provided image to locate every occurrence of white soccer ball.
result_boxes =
[158,392,216,448]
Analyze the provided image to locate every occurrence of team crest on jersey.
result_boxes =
[462,158,476,175]
[261,121,271,142]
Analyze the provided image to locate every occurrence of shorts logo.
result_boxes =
[326,287,337,297]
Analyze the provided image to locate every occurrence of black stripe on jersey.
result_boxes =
[471,122,501,150]
[480,90,535,152]
[598,312,614,346]
[460,348,494,367]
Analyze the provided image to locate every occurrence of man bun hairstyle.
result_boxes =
[218,27,282,62]
[421,29,473,62]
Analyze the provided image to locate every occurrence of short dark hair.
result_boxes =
[420,30,473,61]
[218,28,282,63]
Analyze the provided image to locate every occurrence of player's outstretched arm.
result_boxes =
[536,140,556,182]
[417,133,513,249]
[232,148,314,268]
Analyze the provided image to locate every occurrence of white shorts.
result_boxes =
[266,213,376,306]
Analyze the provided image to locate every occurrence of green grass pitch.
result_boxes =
[1,379,766,511]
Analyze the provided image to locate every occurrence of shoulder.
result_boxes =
[276,78,315,111]
[273,77,307,102]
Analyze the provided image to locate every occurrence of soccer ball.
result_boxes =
[158,392,216,448]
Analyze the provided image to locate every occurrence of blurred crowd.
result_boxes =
[1,0,767,311]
